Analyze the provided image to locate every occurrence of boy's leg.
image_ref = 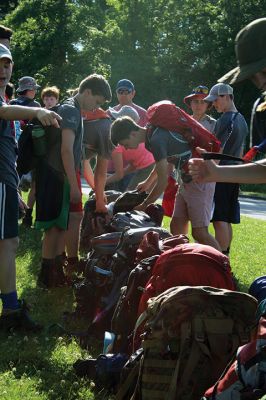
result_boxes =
[212,183,240,254]
[213,221,231,252]
[0,183,19,311]
[192,226,221,251]
[22,174,36,227]
[35,161,70,287]
[65,211,83,258]
[185,181,221,251]
[170,189,189,235]
[0,238,18,304]
[39,226,67,288]
[0,184,40,331]
[64,171,83,283]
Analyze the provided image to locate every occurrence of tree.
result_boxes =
[4,0,110,95]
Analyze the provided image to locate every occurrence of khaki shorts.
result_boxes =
[172,181,215,228]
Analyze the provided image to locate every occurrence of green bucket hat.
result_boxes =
[218,18,266,84]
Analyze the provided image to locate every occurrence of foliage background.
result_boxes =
[1,0,265,115]
[2,0,266,196]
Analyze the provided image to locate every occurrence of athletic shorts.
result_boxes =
[69,170,83,213]
[172,182,215,228]
[211,182,240,224]
[0,183,19,239]
[35,160,70,231]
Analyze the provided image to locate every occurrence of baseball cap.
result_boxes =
[183,85,209,107]
[219,18,266,84]
[16,76,41,93]
[204,83,233,103]
[0,43,12,62]
[108,105,140,123]
[116,79,134,92]
[249,276,266,304]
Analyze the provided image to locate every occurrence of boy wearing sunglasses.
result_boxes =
[189,18,266,185]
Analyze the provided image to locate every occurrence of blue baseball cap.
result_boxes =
[249,276,266,303]
[116,79,134,92]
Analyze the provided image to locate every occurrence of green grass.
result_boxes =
[0,214,265,399]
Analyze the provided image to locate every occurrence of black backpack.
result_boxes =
[17,123,36,176]
[16,105,61,177]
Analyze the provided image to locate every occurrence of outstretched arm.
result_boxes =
[0,105,61,127]
[189,147,266,184]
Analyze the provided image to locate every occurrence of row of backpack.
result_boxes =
[67,190,265,400]
[64,190,170,336]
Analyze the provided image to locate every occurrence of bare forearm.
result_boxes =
[124,164,136,175]
[0,105,61,127]
[106,171,123,184]
[144,179,167,205]
[144,167,158,189]
[215,161,266,184]
[83,160,95,189]
[94,159,108,204]
[0,105,39,120]
[61,149,78,189]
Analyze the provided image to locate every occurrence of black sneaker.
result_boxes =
[0,300,42,332]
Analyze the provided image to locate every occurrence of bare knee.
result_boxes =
[0,237,19,253]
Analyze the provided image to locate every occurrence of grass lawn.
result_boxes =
[0,214,265,399]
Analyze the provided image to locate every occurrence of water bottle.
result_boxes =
[31,125,47,157]
[243,146,258,162]
[103,331,116,354]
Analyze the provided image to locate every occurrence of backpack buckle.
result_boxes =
[195,332,205,342]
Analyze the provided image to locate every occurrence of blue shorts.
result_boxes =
[212,182,240,224]
[0,183,19,239]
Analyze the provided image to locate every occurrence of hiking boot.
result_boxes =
[64,262,79,286]
[37,262,52,288]
[22,213,32,227]
[38,261,66,288]
[55,264,67,287]
[0,300,42,332]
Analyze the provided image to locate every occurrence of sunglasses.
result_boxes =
[117,89,132,95]
[192,86,208,95]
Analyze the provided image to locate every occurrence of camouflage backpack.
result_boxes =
[117,286,257,400]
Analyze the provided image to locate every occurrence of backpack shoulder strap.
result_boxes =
[222,111,239,150]
[11,97,33,106]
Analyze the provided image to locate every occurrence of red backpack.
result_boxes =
[147,100,221,156]
[137,243,236,316]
